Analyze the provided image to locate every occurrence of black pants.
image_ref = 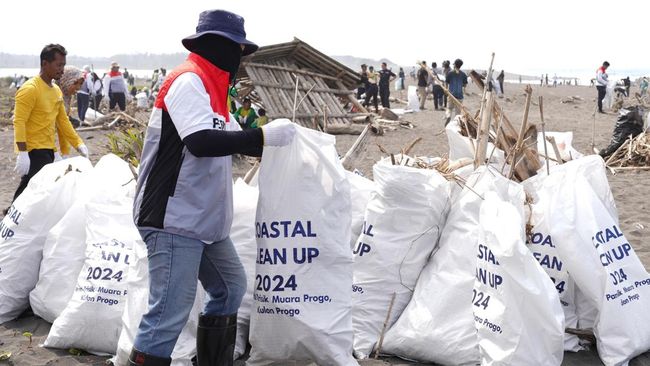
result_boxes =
[77,93,90,121]
[356,87,366,100]
[92,94,103,111]
[443,92,448,108]
[379,85,390,108]
[109,92,126,111]
[432,85,444,109]
[597,86,606,112]
[13,149,54,202]
[364,84,379,111]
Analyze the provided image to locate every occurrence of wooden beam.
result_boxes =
[242,62,341,81]
[253,81,352,95]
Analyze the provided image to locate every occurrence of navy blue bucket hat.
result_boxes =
[182,10,258,56]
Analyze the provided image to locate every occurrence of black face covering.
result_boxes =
[189,34,243,83]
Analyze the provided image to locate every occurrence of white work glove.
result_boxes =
[77,144,89,158]
[261,119,297,147]
[14,151,30,176]
[54,152,62,162]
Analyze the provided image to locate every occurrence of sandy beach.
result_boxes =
[0,78,648,365]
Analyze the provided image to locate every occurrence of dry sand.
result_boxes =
[0,79,649,365]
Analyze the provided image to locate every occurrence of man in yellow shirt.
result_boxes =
[12,44,88,201]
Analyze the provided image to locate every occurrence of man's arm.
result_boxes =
[166,73,264,158]
[13,84,37,151]
[183,129,263,157]
[55,101,83,150]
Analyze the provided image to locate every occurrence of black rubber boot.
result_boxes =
[196,313,238,366]
[128,348,171,366]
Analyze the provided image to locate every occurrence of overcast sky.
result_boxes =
[1,0,648,75]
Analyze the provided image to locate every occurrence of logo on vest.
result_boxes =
[212,116,226,130]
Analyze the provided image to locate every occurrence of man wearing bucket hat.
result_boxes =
[130,9,296,366]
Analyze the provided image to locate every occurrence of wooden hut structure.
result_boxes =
[235,38,366,131]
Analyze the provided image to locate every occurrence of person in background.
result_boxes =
[417,61,429,110]
[640,77,649,97]
[234,97,258,129]
[431,62,444,110]
[596,61,610,113]
[398,67,405,90]
[378,62,396,108]
[364,66,379,113]
[103,61,130,111]
[622,76,631,97]
[123,68,130,84]
[150,69,159,90]
[11,44,88,203]
[442,60,451,108]
[553,73,558,87]
[444,58,468,125]
[251,108,268,128]
[129,9,296,366]
[497,70,505,95]
[357,64,368,100]
[89,70,103,111]
[55,65,86,155]
[77,65,92,123]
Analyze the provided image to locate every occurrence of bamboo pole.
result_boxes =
[539,96,551,175]
[292,74,300,122]
[546,136,563,164]
[477,53,496,140]
[475,91,495,168]
[508,85,533,179]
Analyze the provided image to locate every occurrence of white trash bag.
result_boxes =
[474,190,565,366]
[31,154,135,323]
[44,179,139,354]
[0,157,92,324]
[248,122,357,366]
[231,178,259,359]
[112,240,204,365]
[523,174,582,352]
[446,116,506,165]
[382,166,514,364]
[546,159,650,366]
[345,171,375,250]
[407,85,419,111]
[352,162,449,359]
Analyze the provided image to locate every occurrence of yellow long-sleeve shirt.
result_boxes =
[14,76,82,154]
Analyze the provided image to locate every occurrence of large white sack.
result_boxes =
[535,156,616,335]
[407,85,419,111]
[84,107,105,126]
[0,157,92,324]
[523,174,581,352]
[474,190,565,366]
[44,178,138,354]
[231,178,259,359]
[382,166,515,364]
[345,171,375,250]
[446,116,505,165]
[352,162,449,359]
[248,123,357,366]
[545,159,650,366]
[31,154,135,323]
[537,131,583,162]
[112,240,204,365]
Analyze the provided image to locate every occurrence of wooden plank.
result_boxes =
[249,81,352,95]
[243,62,340,81]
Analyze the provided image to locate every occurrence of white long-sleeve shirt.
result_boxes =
[597,67,609,87]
